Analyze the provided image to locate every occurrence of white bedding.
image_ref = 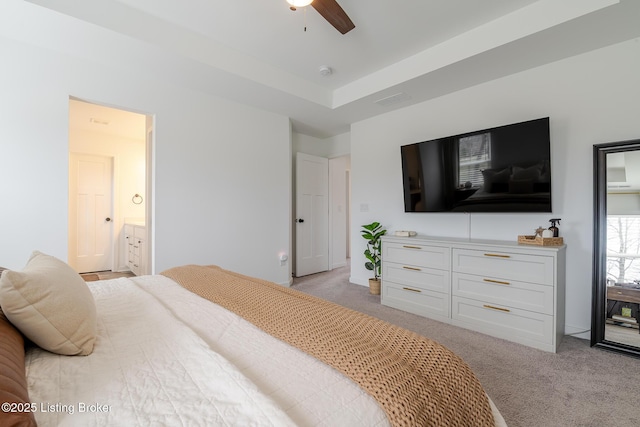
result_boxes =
[26,278,299,426]
[25,275,506,427]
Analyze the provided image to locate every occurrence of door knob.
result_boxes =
[105,217,111,222]
[297,218,304,223]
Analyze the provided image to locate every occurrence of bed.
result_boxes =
[0,252,507,427]
[451,186,551,212]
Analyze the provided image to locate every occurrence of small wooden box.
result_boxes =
[517,235,564,246]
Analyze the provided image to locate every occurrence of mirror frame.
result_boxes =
[592,139,640,357]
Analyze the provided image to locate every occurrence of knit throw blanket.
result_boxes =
[161,265,495,427]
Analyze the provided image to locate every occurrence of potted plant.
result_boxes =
[361,221,387,295]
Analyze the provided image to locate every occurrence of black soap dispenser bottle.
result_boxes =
[549,218,561,237]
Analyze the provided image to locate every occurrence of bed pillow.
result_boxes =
[0,307,37,427]
[509,164,544,194]
[481,167,511,193]
[512,163,543,181]
[0,251,97,356]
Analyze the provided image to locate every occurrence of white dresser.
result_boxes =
[381,235,566,352]
[124,223,146,276]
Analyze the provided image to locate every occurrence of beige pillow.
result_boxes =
[0,251,97,356]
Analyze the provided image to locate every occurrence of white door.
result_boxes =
[296,153,329,277]
[69,153,114,273]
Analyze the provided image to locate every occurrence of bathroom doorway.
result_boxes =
[68,98,153,274]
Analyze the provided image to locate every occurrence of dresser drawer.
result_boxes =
[382,283,449,320]
[452,296,553,347]
[383,242,449,269]
[383,263,449,293]
[452,248,554,285]
[452,273,553,315]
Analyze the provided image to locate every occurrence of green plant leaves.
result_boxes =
[361,221,380,231]
[361,221,387,279]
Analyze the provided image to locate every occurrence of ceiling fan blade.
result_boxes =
[311,0,355,34]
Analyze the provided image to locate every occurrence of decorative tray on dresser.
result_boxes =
[381,235,566,352]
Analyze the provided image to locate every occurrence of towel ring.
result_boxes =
[132,194,143,204]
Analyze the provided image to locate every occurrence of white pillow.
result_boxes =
[0,251,97,355]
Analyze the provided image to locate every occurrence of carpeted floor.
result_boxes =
[292,263,640,427]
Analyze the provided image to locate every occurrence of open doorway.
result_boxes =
[293,153,351,277]
[329,154,351,270]
[68,98,152,275]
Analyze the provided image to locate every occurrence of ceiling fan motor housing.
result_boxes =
[287,0,355,34]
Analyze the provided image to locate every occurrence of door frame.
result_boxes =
[144,122,154,275]
[68,97,154,275]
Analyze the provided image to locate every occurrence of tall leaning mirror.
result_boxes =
[592,139,640,357]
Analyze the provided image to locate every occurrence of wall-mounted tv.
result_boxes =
[401,117,551,213]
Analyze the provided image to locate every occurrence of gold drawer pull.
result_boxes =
[403,266,422,271]
[403,245,422,249]
[483,304,510,313]
[483,278,510,285]
[403,287,422,293]
[484,253,511,258]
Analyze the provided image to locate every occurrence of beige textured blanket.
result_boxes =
[161,265,495,427]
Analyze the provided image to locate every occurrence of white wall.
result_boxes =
[326,133,351,159]
[293,132,350,159]
[0,5,292,285]
[293,133,331,158]
[608,193,640,215]
[350,38,640,337]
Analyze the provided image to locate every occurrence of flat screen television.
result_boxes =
[401,117,551,213]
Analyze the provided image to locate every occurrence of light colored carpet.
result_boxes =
[292,264,640,427]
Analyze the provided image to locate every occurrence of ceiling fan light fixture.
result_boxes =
[287,0,313,8]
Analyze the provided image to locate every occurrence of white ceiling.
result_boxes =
[28,0,640,138]
[608,151,640,192]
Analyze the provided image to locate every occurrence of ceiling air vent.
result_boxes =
[374,92,411,107]
[89,117,110,125]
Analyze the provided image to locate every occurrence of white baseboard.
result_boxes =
[276,278,293,287]
[349,276,369,287]
[564,324,590,340]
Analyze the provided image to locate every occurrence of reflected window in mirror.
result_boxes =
[606,216,640,283]
[605,216,640,347]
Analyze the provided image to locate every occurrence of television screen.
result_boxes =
[401,117,551,213]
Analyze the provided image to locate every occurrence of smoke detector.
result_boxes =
[319,66,333,77]
[374,92,411,107]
